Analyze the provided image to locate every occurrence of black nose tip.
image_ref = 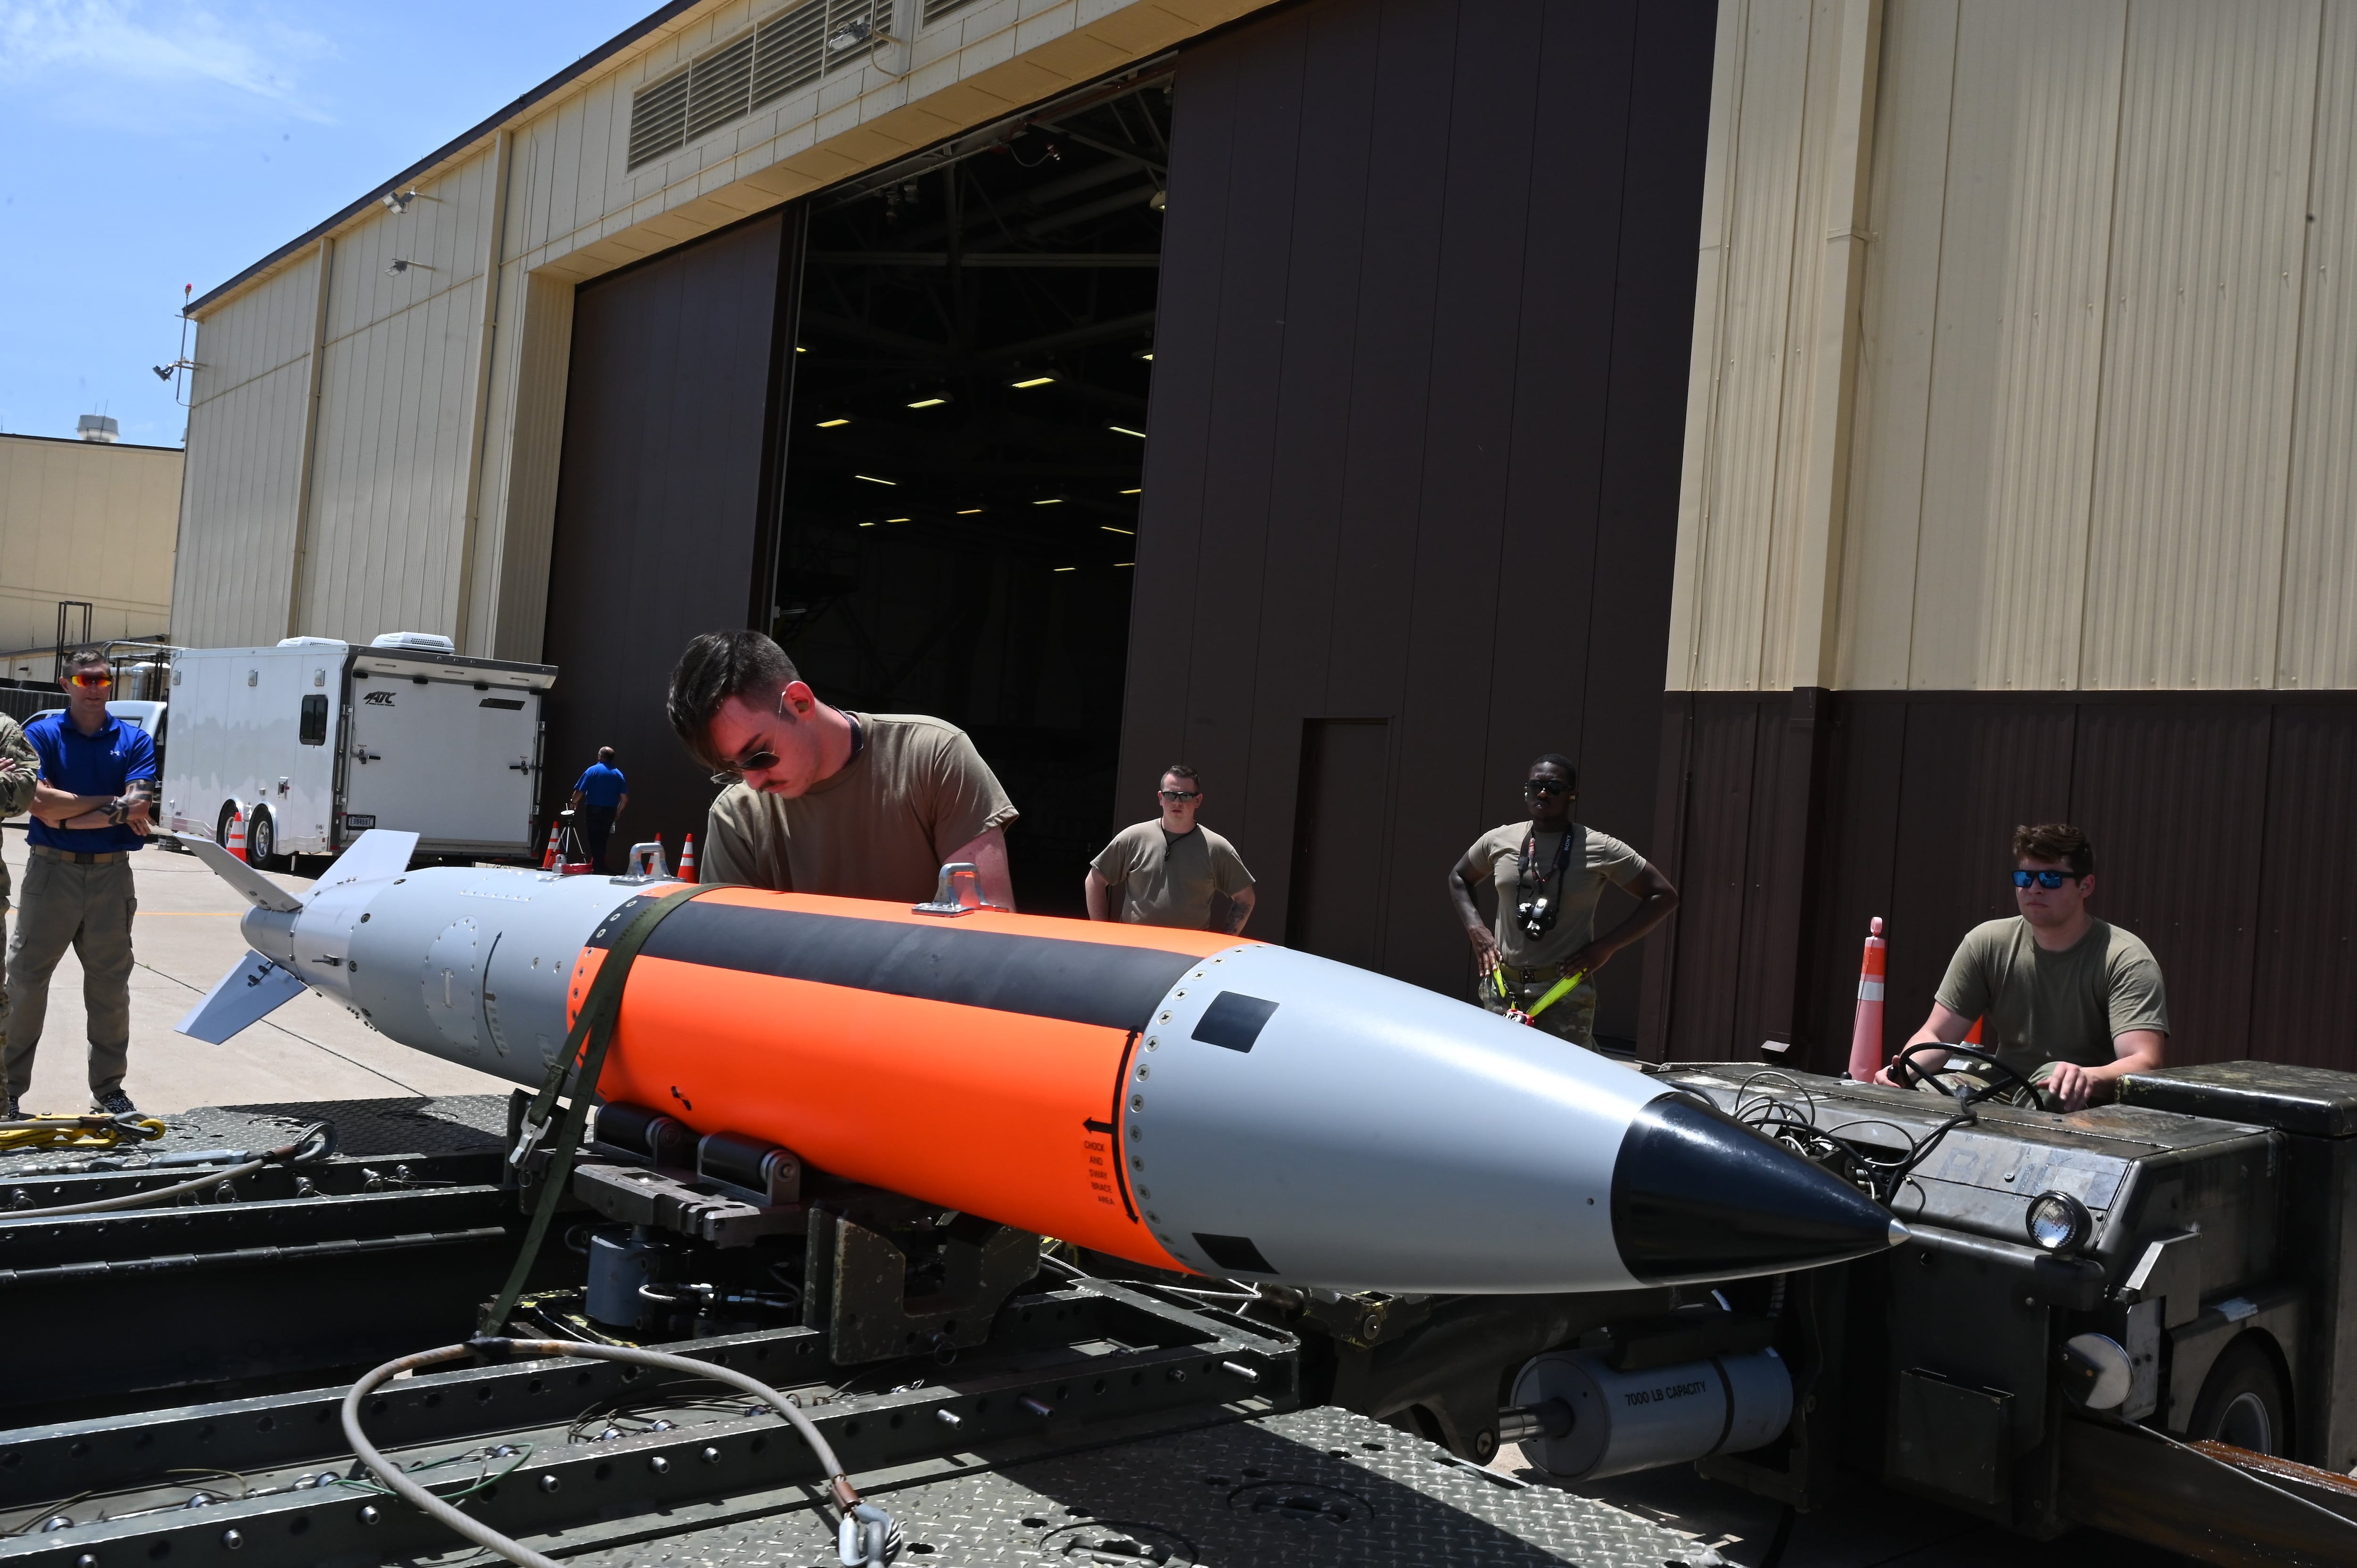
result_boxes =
[1611,1092,1902,1284]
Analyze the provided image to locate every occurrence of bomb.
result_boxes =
[177,831,1904,1293]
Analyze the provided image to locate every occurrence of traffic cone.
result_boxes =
[1965,1016,1985,1044]
[224,808,248,865]
[1846,916,1886,1082]
[539,820,561,871]
[678,832,697,883]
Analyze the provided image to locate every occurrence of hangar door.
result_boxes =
[542,212,798,869]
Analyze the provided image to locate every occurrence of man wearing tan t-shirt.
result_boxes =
[1445,754,1678,1050]
[1085,764,1256,933]
[666,631,1018,906]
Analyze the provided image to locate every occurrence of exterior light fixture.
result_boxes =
[382,190,419,213]
[827,17,873,50]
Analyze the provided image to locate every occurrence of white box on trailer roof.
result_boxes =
[163,636,554,865]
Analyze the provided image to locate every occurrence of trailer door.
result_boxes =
[344,678,539,855]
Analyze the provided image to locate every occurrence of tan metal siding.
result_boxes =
[1832,0,1959,690]
[2275,0,2357,688]
[1681,0,1819,691]
[1676,0,2357,695]
[0,436,181,659]
[2079,0,2321,691]
[1904,0,2126,693]
[170,261,322,647]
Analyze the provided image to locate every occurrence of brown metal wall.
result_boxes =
[540,212,797,866]
[1645,691,2357,1074]
[1121,0,1716,1039]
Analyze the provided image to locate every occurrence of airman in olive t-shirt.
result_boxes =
[1884,823,2167,1112]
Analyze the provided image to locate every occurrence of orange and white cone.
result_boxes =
[678,832,697,884]
[539,820,561,871]
[1846,916,1886,1082]
[224,808,249,865]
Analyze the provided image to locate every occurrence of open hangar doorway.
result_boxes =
[767,70,1171,914]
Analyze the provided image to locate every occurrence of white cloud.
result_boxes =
[0,1,335,120]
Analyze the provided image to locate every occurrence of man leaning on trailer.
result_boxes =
[7,649,157,1119]
[666,631,1019,907]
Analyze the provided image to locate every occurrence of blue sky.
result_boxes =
[0,1,655,447]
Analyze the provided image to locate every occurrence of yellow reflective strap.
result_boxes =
[1526,970,1587,1018]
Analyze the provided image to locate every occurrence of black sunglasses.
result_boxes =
[1523,780,1572,797]
[709,692,792,784]
[2012,869,2077,889]
[1159,788,1200,802]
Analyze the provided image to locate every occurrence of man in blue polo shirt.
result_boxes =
[567,746,629,873]
[6,649,157,1117]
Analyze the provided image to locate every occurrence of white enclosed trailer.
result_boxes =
[162,633,554,866]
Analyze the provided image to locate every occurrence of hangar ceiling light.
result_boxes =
[816,417,851,427]
[907,396,949,409]
[1011,375,1057,388]
[855,474,896,485]
[1108,426,1146,438]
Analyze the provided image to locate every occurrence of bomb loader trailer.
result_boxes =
[4,827,2337,1566]
[0,833,1900,1566]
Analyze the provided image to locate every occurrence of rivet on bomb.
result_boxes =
[1135,1064,1149,1080]
[1129,1094,1145,1111]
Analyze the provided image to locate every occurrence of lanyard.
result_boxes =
[1516,826,1575,904]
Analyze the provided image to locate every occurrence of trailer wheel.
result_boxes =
[2187,1336,2289,1456]
[246,806,283,873]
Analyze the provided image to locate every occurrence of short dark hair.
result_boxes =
[62,648,108,678]
[597,746,616,762]
[668,631,799,767]
[2013,822,2093,878]
[1161,763,1199,783]
[1528,753,1577,791]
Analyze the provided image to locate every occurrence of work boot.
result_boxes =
[4,1096,19,1122]
[93,1089,138,1117]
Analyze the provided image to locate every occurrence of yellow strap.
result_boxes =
[1526,970,1588,1018]
[0,1115,168,1154]
[1492,966,1509,1000]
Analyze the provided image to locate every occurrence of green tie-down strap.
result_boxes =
[478,884,709,1335]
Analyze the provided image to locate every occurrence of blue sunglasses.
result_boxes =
[2012,869,2077,890]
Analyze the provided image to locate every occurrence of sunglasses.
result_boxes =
[1159,788,1200,802]
[2012,869,2078,890]
[67,672,113,689]
[708,690,792,784]
[1523,780,1571,797]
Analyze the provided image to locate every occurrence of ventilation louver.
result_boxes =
[627,0,887,170]
[922,0,975,22]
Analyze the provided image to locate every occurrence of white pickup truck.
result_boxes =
[161,633,555,868]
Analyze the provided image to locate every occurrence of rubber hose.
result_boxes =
[3,1124,332,1217]
[340,1337,869,1568]
[12,1158,265,1216]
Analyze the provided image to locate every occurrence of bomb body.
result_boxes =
[183,833,1903,1293]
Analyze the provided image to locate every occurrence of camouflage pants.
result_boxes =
[1476,969,1599,1050]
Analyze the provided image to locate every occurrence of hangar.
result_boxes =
[171,0,1713,1051]
[172,0,2357,1072]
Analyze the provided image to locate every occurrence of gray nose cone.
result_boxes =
[1612,1093,1904,1283]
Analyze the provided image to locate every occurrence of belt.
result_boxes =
[1498,961,1581,984]
[29,846,128,865]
